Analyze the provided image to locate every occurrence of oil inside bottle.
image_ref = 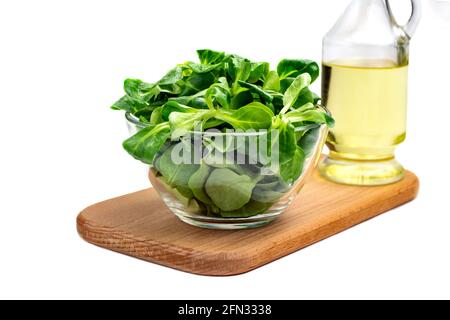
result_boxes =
[319,59,408,185]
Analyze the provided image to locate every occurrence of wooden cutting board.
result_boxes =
[77,170,419,276]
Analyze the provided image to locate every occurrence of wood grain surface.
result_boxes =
[77,170,419,276]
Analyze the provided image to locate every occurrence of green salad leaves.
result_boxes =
[112,49,334,218]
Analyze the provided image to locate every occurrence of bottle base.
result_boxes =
[319,156,404,186]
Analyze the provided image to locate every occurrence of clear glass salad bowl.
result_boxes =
[126,111,328,230]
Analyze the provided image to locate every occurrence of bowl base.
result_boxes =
[175,214,276,230]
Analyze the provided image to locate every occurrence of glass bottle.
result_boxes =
[319,0,421,185]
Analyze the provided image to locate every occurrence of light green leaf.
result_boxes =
[215,102,274,130]
[263,71,281,91]
[188,163,213,204]
[205,168,256,211]
[281,73,311,114]
[155,144,199,188]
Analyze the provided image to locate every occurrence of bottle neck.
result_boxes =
[323,0,409,66]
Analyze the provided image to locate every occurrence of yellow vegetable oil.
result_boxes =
[319,60,408,185]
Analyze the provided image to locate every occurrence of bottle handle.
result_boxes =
[386,0,422,39]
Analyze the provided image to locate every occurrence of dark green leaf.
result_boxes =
[251,187,284,203]
[158,83,183,95]
[150,106,163,125]
[157,66,183,85]
[293,87,314,106]
[161,101,199,121]
[182,72,216,95]
[230,89,254,109]
[271,116,299,183]
[280,146,304,183]
[122,122,170,165]
[226,55,251,88]
[188,163,213,204]
[205,77,231,109]
[169,91,209,109]
[155,144,199,188]
[277,59,319,83]
[186,62,221,74]
[188,97,208,109]
[247,62,269,83]
[124,78,157,99]
[111,95,149,112]
[197,49,226,65]
[291,88,320,108]
[139,115,151,124]
[298,127,320,157]
[237,80,273,103]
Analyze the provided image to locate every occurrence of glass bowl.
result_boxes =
[126,110,328,230]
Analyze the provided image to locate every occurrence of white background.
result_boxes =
[0,0,449,300]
